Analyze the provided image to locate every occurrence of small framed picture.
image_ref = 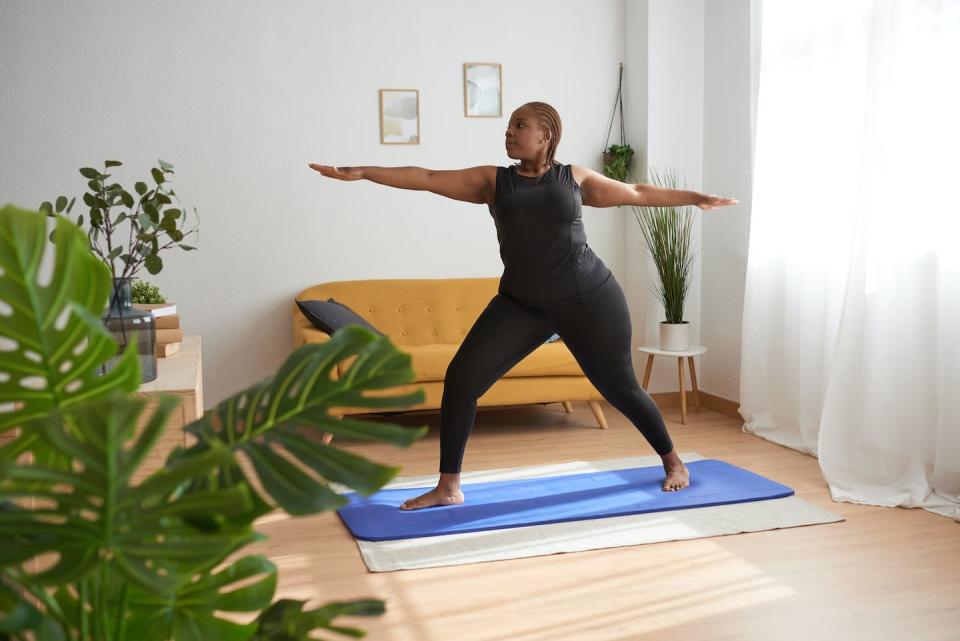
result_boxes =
[379,89,420,144]
[463,63,502,118]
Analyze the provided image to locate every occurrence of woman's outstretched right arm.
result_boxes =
[309,164,495,205]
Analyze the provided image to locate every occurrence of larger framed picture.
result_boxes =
[463,63,502,118]
[379,89,420,144]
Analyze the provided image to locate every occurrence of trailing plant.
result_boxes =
[629,166,698,323]
[601,143,634,182]
[40,160,199,281]
[0,204,428,640]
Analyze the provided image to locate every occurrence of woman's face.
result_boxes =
[505,108,549,161]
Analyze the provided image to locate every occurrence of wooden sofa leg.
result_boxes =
[561,401,573,413]
[587,400,608,430]
[322,412,341,445]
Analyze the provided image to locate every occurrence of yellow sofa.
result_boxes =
[293,277,609,440]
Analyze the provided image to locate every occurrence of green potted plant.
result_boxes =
[0,204,427,640]
[41,160,199,383]
[601,143,635,183]
[630,166,698,351]
[601,63,634,183]
[131,278,168,304]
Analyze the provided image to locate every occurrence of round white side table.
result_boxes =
[637,345,707,425]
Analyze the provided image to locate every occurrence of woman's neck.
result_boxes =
[516,159,554,176]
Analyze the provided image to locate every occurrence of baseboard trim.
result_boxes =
[649,391,744,422]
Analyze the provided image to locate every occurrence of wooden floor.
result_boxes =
[243,401,960,641]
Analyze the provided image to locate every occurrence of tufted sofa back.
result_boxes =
[294,277,501,346]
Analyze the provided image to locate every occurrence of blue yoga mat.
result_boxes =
[336,459,794,541]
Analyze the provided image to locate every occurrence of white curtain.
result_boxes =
[741,0,960,521]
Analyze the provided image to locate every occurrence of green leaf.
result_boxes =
[251,598,384,641]
[39,201,53,214]
[79,167,99,179]
[151,168,165,184]
[105,160,122,167]
[158,159,174,172]
[269,428,400,496]
[0,393,256,591]
[177,325,428,515]
[144,253,162,274]
[179,244,197,251]
[66,196,76,213]
[0,206,140,439]
[55,196,67,213]
[135,181,147,195]
[121,190,135,208]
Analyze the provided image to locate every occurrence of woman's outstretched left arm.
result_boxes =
[574,165,738,210]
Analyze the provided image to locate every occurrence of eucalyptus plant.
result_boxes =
[601,144,634,182]
[630,166,697,324]
[40,160,199,281]
[0,204,429,640]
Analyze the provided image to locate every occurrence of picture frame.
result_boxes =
[463,63,502,118]
[379,89,420,144]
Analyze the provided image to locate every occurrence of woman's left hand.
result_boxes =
[696,194,739,211]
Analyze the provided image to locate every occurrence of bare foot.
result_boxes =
[662,459,690,492]
[400,486,465,510]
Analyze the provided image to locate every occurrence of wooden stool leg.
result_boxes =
[562,401,574,413]
[641,354,655,390]
[677,357,687,425]
[587,400,608,430]
[687,356,701,412]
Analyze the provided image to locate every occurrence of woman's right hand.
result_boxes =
[308,164,364,181]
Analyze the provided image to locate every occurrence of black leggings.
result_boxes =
[439,273,674,473]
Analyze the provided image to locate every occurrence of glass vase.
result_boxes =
[99,277,157,383]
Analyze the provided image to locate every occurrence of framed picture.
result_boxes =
[463,63,502,118]
[379,89,420,144]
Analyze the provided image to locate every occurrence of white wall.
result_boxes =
[625,0,755,403]
[2,0,757,411]
[0,0,627,409]
[623,0,708,394]
[702,0,758,403]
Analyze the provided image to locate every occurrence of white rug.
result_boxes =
[329,451,845,572]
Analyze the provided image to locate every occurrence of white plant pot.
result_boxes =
[659,321,690,351]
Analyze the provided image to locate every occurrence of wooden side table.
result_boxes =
[134,335,203,482]
[637,345,706,425]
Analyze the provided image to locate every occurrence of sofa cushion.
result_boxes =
[296,298,385,336]
[399,340,584,382]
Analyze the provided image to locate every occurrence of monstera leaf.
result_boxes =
[0,392,257,591]
[0,204,431,640]
[0,204,140,461]
[177,324,429,515]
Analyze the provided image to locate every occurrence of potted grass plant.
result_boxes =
[0,204,428,640]
[630,166,698,351]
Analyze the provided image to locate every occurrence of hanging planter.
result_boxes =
[602,63,635,183]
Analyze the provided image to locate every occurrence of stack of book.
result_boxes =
[132,302,183,357]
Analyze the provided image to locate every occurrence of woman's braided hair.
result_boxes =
[520,101,562,166]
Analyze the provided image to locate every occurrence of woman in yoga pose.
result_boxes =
[310,102,737,510]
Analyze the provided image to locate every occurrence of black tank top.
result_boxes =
[487,162,612,305]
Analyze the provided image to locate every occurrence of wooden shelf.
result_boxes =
[133,335,203,482]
